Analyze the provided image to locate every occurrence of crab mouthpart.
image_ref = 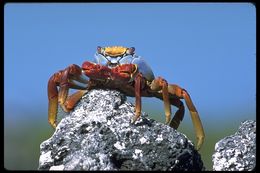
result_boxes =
[108,62,119,68]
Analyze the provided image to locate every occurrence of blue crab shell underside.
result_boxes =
[93,53,155,82]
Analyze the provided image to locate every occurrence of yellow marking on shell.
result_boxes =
[130,64,138,79]
[104,46,127,56]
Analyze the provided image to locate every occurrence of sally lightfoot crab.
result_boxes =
[48,46,205,150]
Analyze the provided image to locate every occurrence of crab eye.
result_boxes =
[126,47,135,55]
[97,46,102,53]
[97,46,106,55]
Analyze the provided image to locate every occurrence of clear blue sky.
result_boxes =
[4,3,256,128]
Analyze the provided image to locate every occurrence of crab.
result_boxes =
[48,46,205,150]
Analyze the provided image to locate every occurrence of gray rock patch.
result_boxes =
[212,120,256,171]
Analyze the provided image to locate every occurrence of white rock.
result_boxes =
[113,141,125,150]
[139,137,148,144]
[49,165,64,170]
[156,134,163,142]
[133,149,143,159]
[39,151,52,166]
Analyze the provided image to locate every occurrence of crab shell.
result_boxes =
[94,46,155,82]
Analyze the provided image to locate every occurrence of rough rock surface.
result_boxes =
[212,120,256,171]
[39,89,204,171]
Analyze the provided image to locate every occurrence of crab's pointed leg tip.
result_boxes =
[164,121,170,126]
[196,139,204,150]
[131,116,138,124]
[196,145,201,151]
[164,117,171,126]
[61,105,70,113]
[51,122,57,129]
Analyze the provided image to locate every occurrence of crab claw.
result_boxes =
[111,64,138,82]
[82,61,111,80]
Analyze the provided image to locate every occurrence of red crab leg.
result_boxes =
[132,73,143,123]
[48,64,89,128]
[48,72,60,128]
[58,64,84,105]
[168,84,205,150]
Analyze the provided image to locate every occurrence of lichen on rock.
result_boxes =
[39,89,204,171]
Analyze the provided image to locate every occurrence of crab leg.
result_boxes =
[48,73,60,128]
[58,64,87,106]
[159,78,171,124]
[63,90,89,111]
[169,99,185,129]
[150,77,172,125]
[168,84,205,150]
[132,73,142,123]
[48,64,89,128]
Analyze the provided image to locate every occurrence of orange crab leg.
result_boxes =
[160,78,172,125]
[168,84,205,150]
[132,73,142,123]
[63,90,89,111]
[150,77,172,125]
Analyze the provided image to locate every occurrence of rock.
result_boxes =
[212,120,256,171]
[39,89,204,171]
